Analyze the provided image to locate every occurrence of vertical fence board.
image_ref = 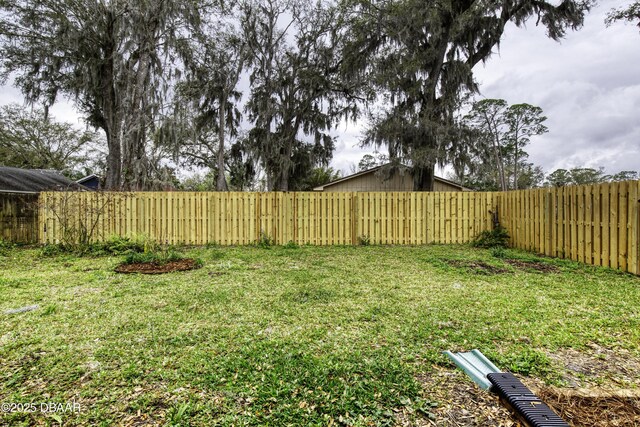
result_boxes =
[618,181,628,271]
[629,182,639,275]
[634,182,640,274]
[610,182,619,269]
[593,185,601,266]
[585,185,593,265]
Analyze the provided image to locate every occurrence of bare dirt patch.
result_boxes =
[504,259,560,273]
[547,344,640,388]
[115,259,201,274]
[446,260,510,275]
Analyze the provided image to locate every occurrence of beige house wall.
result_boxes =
[321,170,463,192]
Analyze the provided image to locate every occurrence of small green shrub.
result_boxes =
[358,235,371,246]
[123,248,186,265]
[471,225,509,248]
[165,248,185,263]
[40,235,158,257]
[124,252,157,264]
[91,234,157,255]
[256,231,274,249]
[491,246,507,258]
[0,239,14,256]
[40,244,68,257]
[99,235,145,254]
[283,241,299,249]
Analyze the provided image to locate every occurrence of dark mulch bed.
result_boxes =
[504,259,560,273]
[446,259,510,275]
[115,259,201,274]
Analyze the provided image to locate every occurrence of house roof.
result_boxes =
[313,164,467,191]
[0,167,83,194]
[76,174,100,185]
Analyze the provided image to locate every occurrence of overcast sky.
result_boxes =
[333,0,640,176]
[1,0,638,179]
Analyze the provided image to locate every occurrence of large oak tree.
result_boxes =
[344,0,592,190]
[241,0,358,191]
[0,0,207,189]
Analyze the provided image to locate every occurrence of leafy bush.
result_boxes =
[358,235,371,246]
[94,235,144,255]
[123,252,159,264]
[491,246,507,258]
[40,243,68,257]
[39,235,157,257]
[91,234,157,255]
[471,225,510,248]
[122,248,199,266]
[0,239,14,256]
[256,231,274,249]
[283,241,299,249]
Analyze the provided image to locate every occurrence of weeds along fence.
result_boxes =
[0,193,39,243]
[499,180,640,275]
[37,191,498,246]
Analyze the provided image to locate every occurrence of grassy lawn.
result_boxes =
[1,244,639,426]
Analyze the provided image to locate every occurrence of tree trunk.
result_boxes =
[216,94,229,191]
[277,173,289,192]
[492,133,507,191]
[123,51,152,190]
[275,124,297,191]
[513,130,519,190]
[104,135,121,190]
[413,164,435,191]
[276,144,291,191]
[101,29,121,190]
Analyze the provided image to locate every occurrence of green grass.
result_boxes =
[1,245,639,426]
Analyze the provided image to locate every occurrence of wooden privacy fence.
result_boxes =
[499,180,640,275]
[33,182,640,275]
[38,191,498,246]
[0,193,39,244]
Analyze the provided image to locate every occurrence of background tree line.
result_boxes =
[0,0,621,192]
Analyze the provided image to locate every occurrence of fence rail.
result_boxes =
[38,191,498,246]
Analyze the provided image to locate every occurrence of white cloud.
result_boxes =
[473,0,640,175]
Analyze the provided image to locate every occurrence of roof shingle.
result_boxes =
[0,167,83,193]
